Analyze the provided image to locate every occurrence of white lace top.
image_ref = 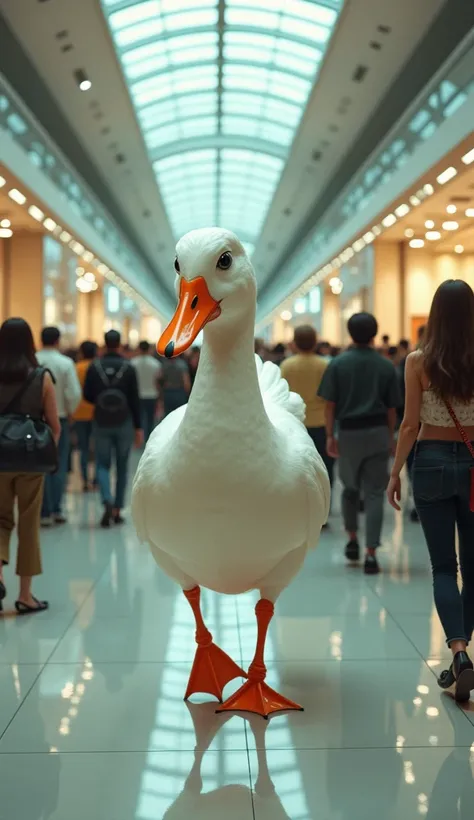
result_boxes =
[420,390,474,427]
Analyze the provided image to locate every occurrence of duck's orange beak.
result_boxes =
[157,276,221,358]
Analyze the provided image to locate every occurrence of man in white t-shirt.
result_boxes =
[132,341,161,442]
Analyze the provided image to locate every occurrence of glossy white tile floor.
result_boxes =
[1,470,474,819]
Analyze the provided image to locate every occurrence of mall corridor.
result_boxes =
[0,475,473,819]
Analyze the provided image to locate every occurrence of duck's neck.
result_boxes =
[183,312,268,431]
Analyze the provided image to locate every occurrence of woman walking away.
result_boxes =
[73,340,97,490]
[0,318,60,614]
[388,281,474,702]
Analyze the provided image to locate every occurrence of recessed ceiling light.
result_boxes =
[395,203,410,217]
[28,205,44,222]
[409,195,421,206]
[352,238,366,252]
[454,244,464,254]
[409,239,425,248]
[43,217,57,231]
[425,220,435,229]
[84,272,96,283]
[423,183,434,195]
[60,230,72,243]
[83,251,94,263]
[363,231,375,244]
[8,188,26,205]
[0,228,13,238]
[404,228,415,238]
[0,176,5,188]
[446,204,457,214]
[74,69,92,92]
[442,221,459,231]
[0,218,11,228]
[465,209,474,218]
[461,147,474,165]
[382,213,397,227]
[280,310,292,321]
[425,231,441,241]
[436,166,457,185]
[372,225,382,236]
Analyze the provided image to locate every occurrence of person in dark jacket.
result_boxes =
[83,330,143,527]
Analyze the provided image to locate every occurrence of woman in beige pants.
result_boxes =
[0,318,60,614]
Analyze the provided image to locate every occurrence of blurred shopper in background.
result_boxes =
[160,355,191,416]
[379,334,390,358]
[73,341,97,492]
[316,341,332,361]
[132,340,161,442]
[84,330,143,527]
[319,312,400,574]
[281,326,334,502]
[37,326,81,526]
[388,281,474,702]
[187,345,201,387]
[271,343,287,367]
[0,318,60,613]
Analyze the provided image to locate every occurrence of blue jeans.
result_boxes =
[414,441,474,645]
[94,421,134,510]
[42,418,70,517]
[75,421,93,483]
[140,398,156,443]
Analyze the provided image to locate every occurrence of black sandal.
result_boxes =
[0,580,6,613]
[15,597,49,615]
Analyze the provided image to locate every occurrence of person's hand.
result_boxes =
[134,429,144,449]
[326,436,339,459]
[387,474,402,510]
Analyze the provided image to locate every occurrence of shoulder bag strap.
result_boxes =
[0,370,38,415]
[445,401,474,460]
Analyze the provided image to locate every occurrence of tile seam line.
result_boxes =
[0,546,116,743]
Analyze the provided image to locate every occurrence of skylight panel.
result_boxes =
[115,18,163,47]
[162,8,219,30]
[109,1,160,31]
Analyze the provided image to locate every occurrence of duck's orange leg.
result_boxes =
[184,586,246,703]
[216,599,303,719]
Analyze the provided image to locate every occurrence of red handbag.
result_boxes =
[445,401,474,512]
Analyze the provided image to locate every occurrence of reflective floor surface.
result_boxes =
[1,472,473,819]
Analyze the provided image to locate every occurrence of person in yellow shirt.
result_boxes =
[73,341,97,491]
[281,325,334,493]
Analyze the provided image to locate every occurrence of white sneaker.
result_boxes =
[40,517,53,527]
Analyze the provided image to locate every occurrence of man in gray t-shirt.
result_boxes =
[318,312,401,576]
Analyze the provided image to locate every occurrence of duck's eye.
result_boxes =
[217,251,232,270]
[174,258,180,273]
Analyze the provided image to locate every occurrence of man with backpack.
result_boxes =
[83,330,143,527]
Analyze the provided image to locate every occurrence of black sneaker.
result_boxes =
[345,539,360,562]
[113,514,125,525]
[54,513,67,525]
[364,554,380,575]
[100,502,113,528]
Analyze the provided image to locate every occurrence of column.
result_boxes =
[4,233,43,343]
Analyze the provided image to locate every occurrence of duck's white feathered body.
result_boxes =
[132,347,330,597]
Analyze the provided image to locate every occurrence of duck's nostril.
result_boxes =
[191,295,198,309]
[164,341,175,358]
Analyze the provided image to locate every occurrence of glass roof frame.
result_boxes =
[101,0,344,248]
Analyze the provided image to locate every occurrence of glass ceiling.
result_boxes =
[101,0,343,255]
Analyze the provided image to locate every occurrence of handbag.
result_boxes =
[445,400,474,512]
[0,370,58,474]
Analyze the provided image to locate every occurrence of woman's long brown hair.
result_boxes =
[422,279,474,402]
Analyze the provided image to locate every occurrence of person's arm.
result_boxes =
[64,360,82,415]
[83,362,97,405]
[42,372,61,443]
[318,362,338,457]
[387,353,423,510]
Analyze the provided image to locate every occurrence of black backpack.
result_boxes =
[0,369,58,474]
[94,360,131,428]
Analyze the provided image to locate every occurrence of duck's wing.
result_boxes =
[256,355,305,424]
[131,404,187,543]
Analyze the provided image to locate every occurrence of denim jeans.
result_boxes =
[42,418,70,517]
[139,398,156,443]
[413,441,474,645]
[94,421,134,510]
[75,421,93,483]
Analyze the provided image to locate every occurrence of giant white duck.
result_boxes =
[132,227,330,717]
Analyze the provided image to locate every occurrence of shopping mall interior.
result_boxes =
[1,1,474,818]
